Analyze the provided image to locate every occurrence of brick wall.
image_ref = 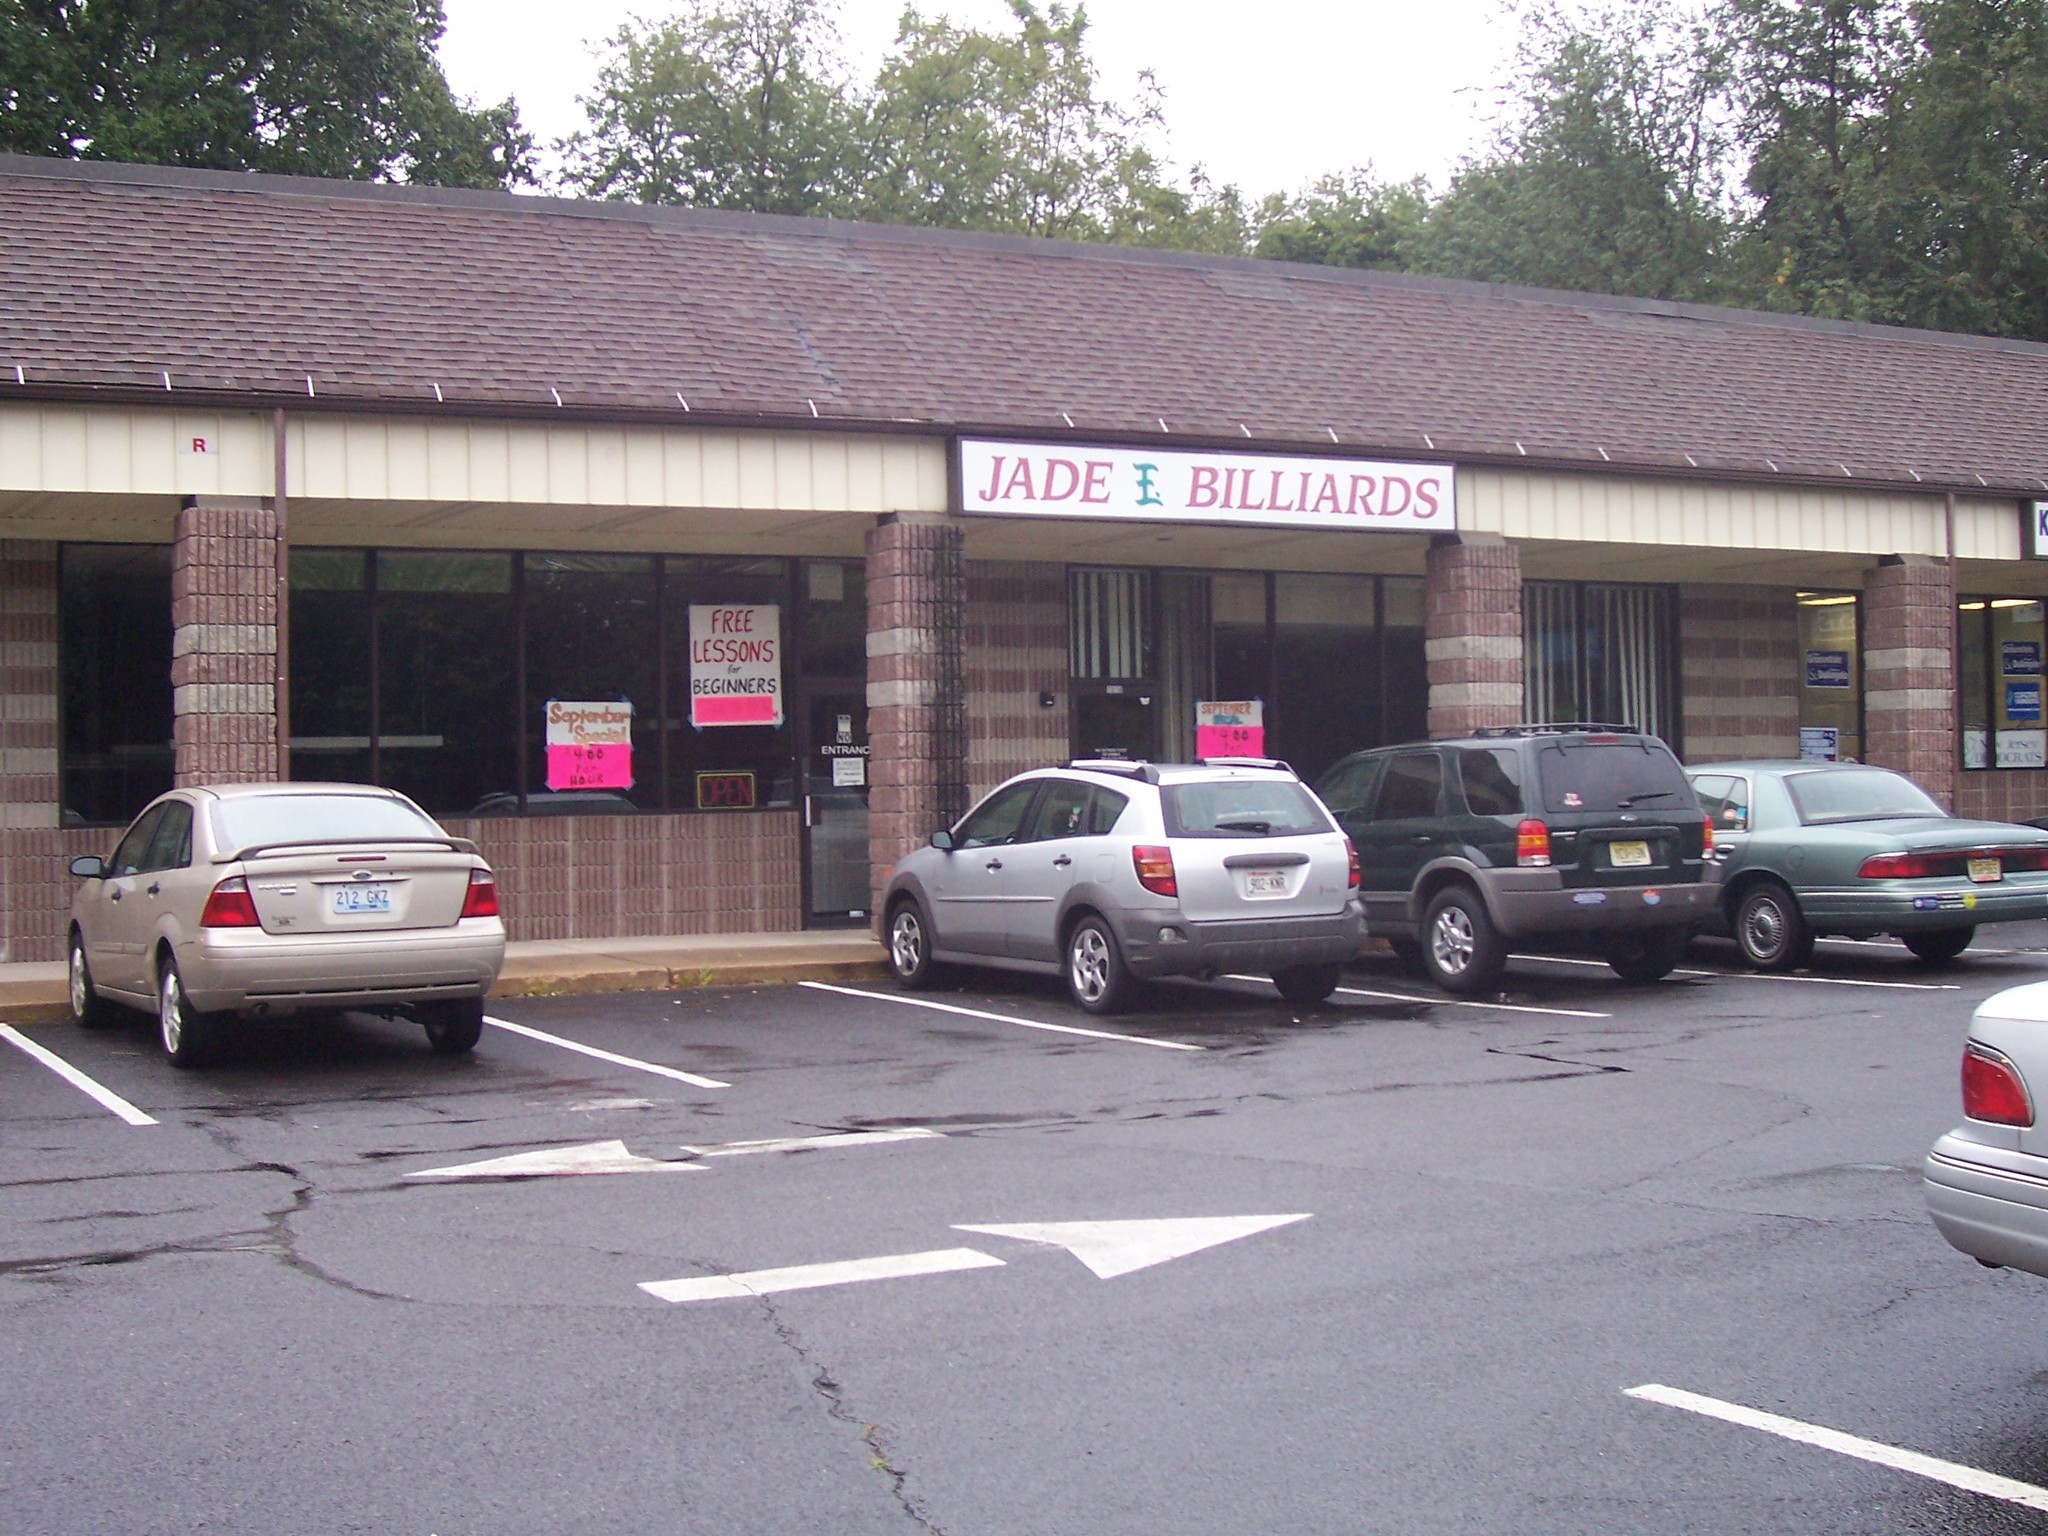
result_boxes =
[0,541,58,830]
[1953,772,2048,823]
[1679,584,1800,760]
[1426,536,1523,737]
[172,498,278,785]
[865,519,967,900]
[1865,556,1957,809]
[966,559,1067,799]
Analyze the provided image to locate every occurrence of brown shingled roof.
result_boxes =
[3,153,2045,495]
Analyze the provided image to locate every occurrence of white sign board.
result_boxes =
[1798,726,1839,762]
[2029,501,2048,559]
[1998,729,2048,769]
[689,604,783,728]
[959,439,1454,533]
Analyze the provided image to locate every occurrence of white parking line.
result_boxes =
[682,1128,944,1157]
[1626,1383,2048,1513]
[483,1016,730,1088]
[0,1024,156,1126]
[1506,952,1960,991]
[642,1247,1005,1303]
[1230,973,1611,1019]
[798,982,1205,1052]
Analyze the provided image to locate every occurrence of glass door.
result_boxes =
[799,685,871,922]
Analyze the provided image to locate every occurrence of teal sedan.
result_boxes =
[1685,762,2048,969]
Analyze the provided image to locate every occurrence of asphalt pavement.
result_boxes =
[10,930,2048,1534]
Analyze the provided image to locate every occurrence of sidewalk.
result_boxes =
[0,930,890,1024]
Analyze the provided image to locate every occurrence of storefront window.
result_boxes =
[1275,574,1378,785]
[60,544,173,825]
[665,558,795,810]
[1524,582,1678,745]
[1959,597,2047,770]
[522,554,658,811]
[377,553,515,815]
[289,551,373,788]
[1795,592,1860,762]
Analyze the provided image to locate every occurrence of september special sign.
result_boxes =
[959,439,1454,533]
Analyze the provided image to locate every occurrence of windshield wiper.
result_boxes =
[1215,819,1273,834]
[1620,789,1681,804]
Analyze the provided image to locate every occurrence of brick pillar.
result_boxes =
[1426,534,1524,738]
[866,518,966,900]
[172,497,279,785]
[0,541,58,829]
[1863,554,1956,808]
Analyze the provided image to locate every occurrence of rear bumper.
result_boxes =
[181,920,506,1013]
[1925,1135,2048,1279]
[1113,901,1366,979]
[1801,881,2048,932]
[1488,873,1715,937]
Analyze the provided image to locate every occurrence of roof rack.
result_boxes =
[1066,758,1162,784]
[1193,756,1297,775]
[1469,722,1640,739]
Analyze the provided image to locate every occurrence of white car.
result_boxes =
[68,783,506,1067]
[878,759,1365,1014]
[1925,980,2048,1278]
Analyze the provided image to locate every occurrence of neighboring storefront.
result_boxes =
[5,154,2048,957]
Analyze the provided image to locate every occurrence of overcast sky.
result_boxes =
[438,0,1519,200]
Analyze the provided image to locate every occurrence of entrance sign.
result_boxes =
[960,438,1453,533]
[1195,699,1265,759]
[690,604,783,726]
[545,699,633,790]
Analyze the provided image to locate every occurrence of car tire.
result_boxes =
[1734,881,1813,971]
[1066,914,1135,1015]
[1903,926,1975,965]
[1421,886,1507,995]
[157,955,218,1069]
[886,898,938,990]
[68,931,114,1028]
[1601,928,1691,984]
[423,999,486,1055]
[1272,963,1344,1007]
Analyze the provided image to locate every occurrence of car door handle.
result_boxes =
[985,859,1003,871]
[1410,834,1435,845]
[147,882,160,896]
[1052,855,1072,868]
[108,888,122,901]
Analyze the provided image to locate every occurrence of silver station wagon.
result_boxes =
[879,760,1365,1014]
[67,783,507,1067]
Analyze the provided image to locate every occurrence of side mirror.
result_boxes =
[929,830,955,851]
[69,855,106,879]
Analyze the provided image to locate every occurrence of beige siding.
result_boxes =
[1459,467,2018,560]
[0,404,949,514]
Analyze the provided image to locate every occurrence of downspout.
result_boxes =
[274,408,290,782]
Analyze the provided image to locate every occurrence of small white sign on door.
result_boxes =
[832,756,866,787]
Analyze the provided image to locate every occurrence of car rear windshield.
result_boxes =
[1534,739,1693,815]
[212,794,446,852]
[1161,779,1331,838]
[1785,768,1944,825]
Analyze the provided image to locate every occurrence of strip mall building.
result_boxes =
[2,154,2045,959]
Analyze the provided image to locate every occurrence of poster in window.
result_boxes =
[689,604,783,727]
[1195,699,1264,759]
[1999,729,2048,769]
[1964,729,1989,770]
[2009,681,2043,722]
[2004,639,2044,677]
[545,700,634,790]
[1799,726,1839,762]
[1803,650,1851,689]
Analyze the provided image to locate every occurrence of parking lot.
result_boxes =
[10,933,2048,1534]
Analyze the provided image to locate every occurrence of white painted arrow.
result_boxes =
[641,1247,1004,1303]
[681,1127,943,1157]
[406,1139,701,1180]
[953,1214,1313,1279]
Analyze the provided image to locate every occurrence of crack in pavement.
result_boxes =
[760,1298,947,1536]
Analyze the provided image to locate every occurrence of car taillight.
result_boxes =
[1702,815,1713,857]
[460,868,500,919]
[1962,1041,2034,1127]
[1132,845,1177,897]
[1345,837,1360,889]
[200,875,260,928]
[1516,819,1551,868]
[1859,851,1955,879]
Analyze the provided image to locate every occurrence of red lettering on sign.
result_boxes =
[1082,460,1112,503]
[1188,466,1220,508]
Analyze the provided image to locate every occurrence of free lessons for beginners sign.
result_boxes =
[689,604,783,727]
[959,439,1454,533]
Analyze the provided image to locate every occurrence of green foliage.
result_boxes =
[0,0,532,187]
[1253,170,1433,269]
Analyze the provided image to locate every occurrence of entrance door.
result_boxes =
[799,686,871,923]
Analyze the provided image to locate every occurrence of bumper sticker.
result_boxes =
[1573,891,1608,906]
[1642,889,1661,906]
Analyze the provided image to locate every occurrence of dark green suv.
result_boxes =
[1315,725,1715,993]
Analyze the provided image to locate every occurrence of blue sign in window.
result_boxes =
[1804,650,1851,689]
[2008,681,2043,722]
[2003,640,2043,677]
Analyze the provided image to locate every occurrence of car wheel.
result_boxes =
[157,955,217,1069]
[423,999,486,1055]
[886,899,938,989]
[1272,963,1344,1007]
[1066,914,1135,1015]
[1734,881,1812,971]
[1903,926,1975,965]
[1601,928,1692,984]
[68,931,114,1028]
[1421,886,1506,995]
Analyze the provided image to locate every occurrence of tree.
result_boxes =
[559,0,860,213]
[1252,168,1433,270]
[0,0,532,187]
